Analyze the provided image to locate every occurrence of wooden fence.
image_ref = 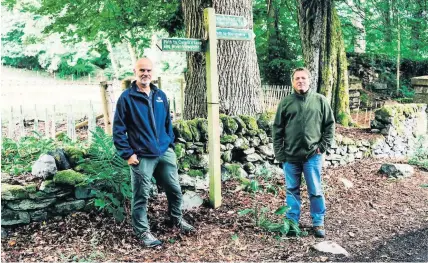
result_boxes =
[260,85,293,112]
[3,80,382,141]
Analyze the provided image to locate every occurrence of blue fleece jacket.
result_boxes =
[113,81,174,160]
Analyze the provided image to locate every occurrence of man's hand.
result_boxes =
[127,154,139,166]
[316,148,321,154]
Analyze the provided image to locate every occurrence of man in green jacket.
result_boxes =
[272,67,335,238]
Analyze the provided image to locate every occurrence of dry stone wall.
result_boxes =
[2,105,427,227]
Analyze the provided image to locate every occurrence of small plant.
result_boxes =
[1,132,56,175]
[79,127,132,221]
[409,135,428,170]
[238,177,304,236]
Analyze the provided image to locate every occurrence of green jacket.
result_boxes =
[272,90,335,162]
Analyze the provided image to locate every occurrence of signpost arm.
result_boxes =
[204,7,222,208]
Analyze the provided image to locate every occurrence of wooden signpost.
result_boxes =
[158,8,254,208]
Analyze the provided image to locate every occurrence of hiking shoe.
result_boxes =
[313,226,326,238]
[140,232,162,247]
[174,219,195,233]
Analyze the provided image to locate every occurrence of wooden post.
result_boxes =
[19,105,25,138]
[67,104,76,141]
[88,101,96,142]
[100,81,115,135]
[157,77,162,89]
[44,108,49,138]
[33,105,38,133]
[121,77,134,91]
[180,78,185,118]
[51,106,56,139]
[204,7,221,208]
[8,107,13,138]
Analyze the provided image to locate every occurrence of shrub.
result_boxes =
[409,135,428,170]
[1,132,56,175]
[79,127,131,221]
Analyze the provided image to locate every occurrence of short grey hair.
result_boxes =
[291,67,311,82]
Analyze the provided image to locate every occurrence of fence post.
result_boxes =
[19,105,25,138]
[33,105,39,133]
[67,104,76,141]
[51,106,56,139]
[44,108,49,138]
[8,107,13,138]
[88,101,96,142]
[157,77,162,89]
[100,81,115,135]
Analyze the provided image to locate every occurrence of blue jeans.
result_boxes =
[283,154,325,226]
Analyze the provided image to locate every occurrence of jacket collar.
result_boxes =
[129,81,159,98]
[293,88,313,100]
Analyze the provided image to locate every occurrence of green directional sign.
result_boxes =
[215,14,247,29]
[158,38,204,52]
[216,28,255,41]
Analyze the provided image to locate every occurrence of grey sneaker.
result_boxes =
[140,232,162,247]
[313,226,326,238]
[175,219,195,233]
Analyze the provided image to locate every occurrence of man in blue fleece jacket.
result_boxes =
[113,58,194,248]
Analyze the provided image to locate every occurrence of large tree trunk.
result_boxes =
[298,0,351,125]
[182,0,262,119]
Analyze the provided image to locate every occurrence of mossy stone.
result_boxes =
[220,114,239,134]
[173,120,193,141]
[257,112,275,131]
[233,116,247,134]
[197,118,209,141]
[1,184,28,200]
[224,164,241,178]
[220,134,238,144]
[187,169,205,178]
[187,119,201,142]
[24,184,37,193]
[239,115,258,130]
[64,146,86,166]
[174,143,186,159]
[53,170,87,186]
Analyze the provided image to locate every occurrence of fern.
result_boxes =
[80,127,131,221]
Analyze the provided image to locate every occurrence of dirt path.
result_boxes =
[2,158,428,262]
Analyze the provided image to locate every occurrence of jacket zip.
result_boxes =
[148,90,160,155]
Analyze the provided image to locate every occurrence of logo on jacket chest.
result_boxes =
[156,96,164,103]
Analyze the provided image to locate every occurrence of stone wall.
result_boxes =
[412,76,428,104]
[370,104,427,158]
[347,52,428,95]
[1,170,92,226]
[2,105,427,227]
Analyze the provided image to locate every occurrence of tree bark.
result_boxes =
[182,0,262,119]
[297,0,351,125]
